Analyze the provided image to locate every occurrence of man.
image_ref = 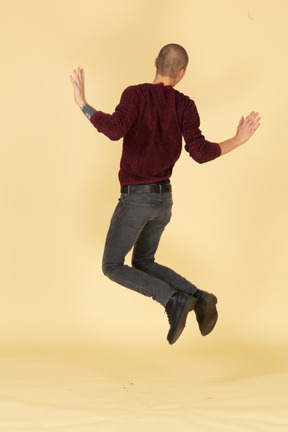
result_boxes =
[69,44,260,345]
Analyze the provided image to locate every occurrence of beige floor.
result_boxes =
[0,345,287,432]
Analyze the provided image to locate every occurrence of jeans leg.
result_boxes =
[132,198,198,296]
[102,194,175,307]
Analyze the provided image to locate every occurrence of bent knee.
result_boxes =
[102,262,113,278]
[102,260,122,279]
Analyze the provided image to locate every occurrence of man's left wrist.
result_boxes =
[78,100,86,109]
[80,102,97,120]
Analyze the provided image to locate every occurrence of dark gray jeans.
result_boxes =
[102,189,197,307]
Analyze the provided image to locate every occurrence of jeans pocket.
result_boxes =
[123,193,160,207]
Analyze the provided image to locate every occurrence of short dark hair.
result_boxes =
[156,44,189,78]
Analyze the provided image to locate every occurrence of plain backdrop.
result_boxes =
[1,0,287,349]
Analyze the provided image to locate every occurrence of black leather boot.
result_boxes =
[165,293,196,345]
[194,290,218,336]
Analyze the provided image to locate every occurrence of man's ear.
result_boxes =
[179,67,186,78]
[155,58,157,68]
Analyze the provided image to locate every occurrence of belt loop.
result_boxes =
[159,184,162,193]
[127,185,131,194]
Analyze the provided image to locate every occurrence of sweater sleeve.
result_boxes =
[182,99,221,163]
[89,86,139,141]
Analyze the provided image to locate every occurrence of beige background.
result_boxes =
[1,1,288,430]
[1,0,288,349]
[1,0,288,348]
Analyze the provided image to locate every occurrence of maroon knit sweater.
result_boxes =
[90,83,221,186]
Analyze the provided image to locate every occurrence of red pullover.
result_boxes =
[90,83,221,186]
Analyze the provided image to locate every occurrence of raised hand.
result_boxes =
[236,111,261,144]
[69,67,86,108]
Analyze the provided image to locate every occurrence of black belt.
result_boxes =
[121,183,172,194]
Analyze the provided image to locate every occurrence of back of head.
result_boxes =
[156,44,189,79]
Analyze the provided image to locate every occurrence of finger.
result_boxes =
[73,69,80,85]
[78,67,85,86]
[251,119,261,133]
[69,74,78,87]
[245,111,255,122]
[250,122,260,135]
[79,67,85,86]
[250,114,261,128]
[251,112,259,122]
[245,113,260,130]
[73,69,77,84]
[253,118,261,128]
[248,111,259,123]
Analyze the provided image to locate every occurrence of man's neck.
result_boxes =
[152,74,176,87]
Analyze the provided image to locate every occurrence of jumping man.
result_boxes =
[69,44,260,345]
